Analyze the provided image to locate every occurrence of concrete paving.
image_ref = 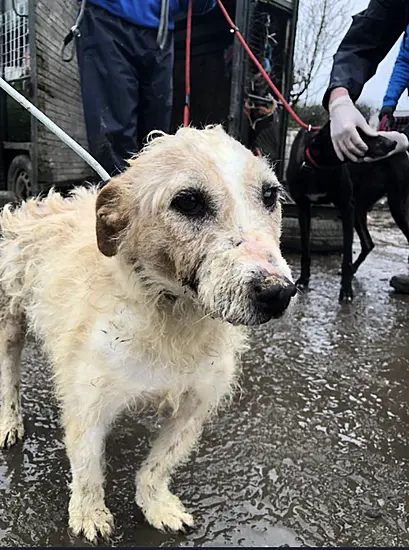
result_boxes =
[0,209,408,547]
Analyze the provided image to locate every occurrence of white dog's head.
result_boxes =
[95,126,296,325]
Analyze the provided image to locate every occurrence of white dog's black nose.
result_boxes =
[254,277,297,319]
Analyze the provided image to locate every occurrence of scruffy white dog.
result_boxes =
[0,126,295,541]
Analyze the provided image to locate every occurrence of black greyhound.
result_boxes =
[286,125,409,302]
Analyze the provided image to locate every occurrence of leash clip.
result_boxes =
[61,0,87,62]
[301,161,314,173]
[61,26,81,62]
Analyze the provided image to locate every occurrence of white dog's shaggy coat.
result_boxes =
[0,126,295,541]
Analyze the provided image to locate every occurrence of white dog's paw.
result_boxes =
[0,413,24,449]
[69,502,114,542]
[136,490,194,532]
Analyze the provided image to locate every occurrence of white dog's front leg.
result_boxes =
[135,391,211,532]
[63,400,116,542]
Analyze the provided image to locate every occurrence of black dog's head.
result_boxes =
[291,122,397,172]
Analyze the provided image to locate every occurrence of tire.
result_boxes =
[7,154,33,201]
[0,191,17,209]
[281,204,344,253]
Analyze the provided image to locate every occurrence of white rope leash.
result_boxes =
[0,76,111,184]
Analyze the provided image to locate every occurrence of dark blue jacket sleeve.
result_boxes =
[323,0,409,109]
[382,27,409,107]
[181,0,216,15]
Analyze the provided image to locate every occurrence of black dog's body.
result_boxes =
[286,127,409,302]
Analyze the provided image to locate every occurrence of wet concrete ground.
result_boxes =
[1,210,409,547]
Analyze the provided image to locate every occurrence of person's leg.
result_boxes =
[76,5,139,176]
[135,30,174,146]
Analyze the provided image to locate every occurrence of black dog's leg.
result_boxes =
[338,199,355,303]
[296,197,311,289]
[352,209,374,274]
[387,188,409,263]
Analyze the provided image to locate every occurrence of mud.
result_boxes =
[0,210,409,547]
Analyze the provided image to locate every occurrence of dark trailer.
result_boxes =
[0,0,298,200]
[172,0,298,178]
[0,0,91,200]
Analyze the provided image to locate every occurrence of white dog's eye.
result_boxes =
[262,185,279,211]
[171,189,210,218]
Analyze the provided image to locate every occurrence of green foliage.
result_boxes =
[355,102,375,122]
[288,103,329,128]
[287,101,376,129]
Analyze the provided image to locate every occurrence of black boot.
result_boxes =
[390,274,409,294]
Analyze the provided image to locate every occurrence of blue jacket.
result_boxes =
[87,0,216,29]
[382,25,409,108]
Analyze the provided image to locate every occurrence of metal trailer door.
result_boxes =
[228,0,299,181]
[0,0,5,188]
[227,0,250,142]
[0,0,36,197]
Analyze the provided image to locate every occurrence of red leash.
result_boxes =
[215,0,319,131]
[183,0,319,131]
[183,0,320,130]
[378,114,392,132]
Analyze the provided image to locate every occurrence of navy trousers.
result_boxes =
[76,4,174,176]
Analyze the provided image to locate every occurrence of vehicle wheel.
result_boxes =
[0,191,17,209]
[7,154,33,201]
[281,204,344,253]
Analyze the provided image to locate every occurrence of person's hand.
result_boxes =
[329,94,377,162]
[362,130,408,163]
[378,105,395,131]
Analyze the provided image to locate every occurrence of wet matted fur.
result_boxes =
[0,126,296,542]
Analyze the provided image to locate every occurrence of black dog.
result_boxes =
[286,125,409,302]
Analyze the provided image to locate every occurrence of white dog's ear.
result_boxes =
[95,180,129,257]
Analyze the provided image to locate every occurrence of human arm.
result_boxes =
[380,30,409,121]
[323,0,408,109]
[324,0,409,161]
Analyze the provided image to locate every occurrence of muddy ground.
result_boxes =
[0,210,408,547]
